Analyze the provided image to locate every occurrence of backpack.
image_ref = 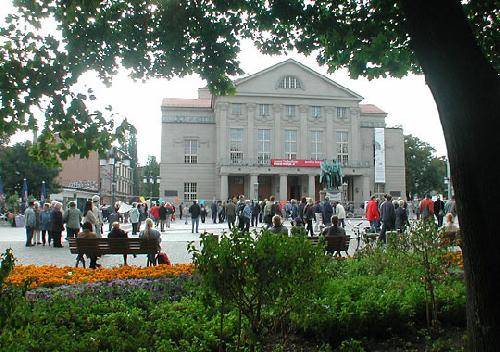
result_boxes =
[156,252,171,265]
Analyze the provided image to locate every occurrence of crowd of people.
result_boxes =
[365,193,458,242]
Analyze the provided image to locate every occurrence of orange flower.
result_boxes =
[6,264,194,289]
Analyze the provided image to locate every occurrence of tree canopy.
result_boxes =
[1,0,497,162]
[404,134,446,198]
[141,155,160,198]
[0,142,60,198]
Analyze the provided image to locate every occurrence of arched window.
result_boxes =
[278,75,302,89]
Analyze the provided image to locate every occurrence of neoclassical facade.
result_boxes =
[160,59,405,206]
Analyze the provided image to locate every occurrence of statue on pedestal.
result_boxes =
[320,160,343,191]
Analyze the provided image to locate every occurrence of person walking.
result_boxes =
[251,200,260,227]
[24,200,36,247]
[165,202,173,228]
[365,196,381,232]
[419,194,435,221]
[242,199,252,232]
[394,200,407,233]
[211,201,218,224]
[91,195,103,238]
[51,202,64,248]
[40,203,51,246]
[150,202,160,227]
[303,198,315,236]
[314,200,324,232]
[444,195,457,220]
[108,221,130,265]
[379,194,396,243]
[236,197,247,231]
[334,201,346,228]
[33,202,41,245]
[200,204,207,223]
[83,200,98,232]
[434,196,445,227]
[140,218,162,266]
[63,201,82,239]
[322,198,334,226]
[189,200,201,233]
[129,202,140,235]
[225,199,236,230]
[179,202,184,220]
[159,202,167,231]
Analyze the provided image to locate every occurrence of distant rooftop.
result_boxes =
[161,98,211,108]
[360,104,386,114]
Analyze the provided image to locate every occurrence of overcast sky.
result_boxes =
[2,3,447,164]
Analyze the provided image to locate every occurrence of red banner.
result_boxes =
[271,159,322,167]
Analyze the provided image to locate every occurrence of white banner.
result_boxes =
[374,128,386,183]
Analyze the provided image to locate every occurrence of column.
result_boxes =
[220,174,228,201]
[350,107,361,162]
[279,174,288,202]
[217,103,228,160]
[250,174,259,201]
[308,174,316,199]
[326,107,335,159]
[299,105,308,158]
[247,104,256,162]
[273,104,282,158]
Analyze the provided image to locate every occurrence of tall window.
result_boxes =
[229,128,244,164]
[336,107,348,118]
[311,106,321,118]
[184,139,198,164]
[257,129,271,164]
[284,130,298,160]
[259,104,270,116]
[336,131,349,165]
[231,103,242,115]
[310,131,323,160]
[278,75,301,89]
[184,182,197,201]
[286,105,296,117]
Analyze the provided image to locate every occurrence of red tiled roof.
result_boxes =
[161,98,211,108]
[360,104,386,114]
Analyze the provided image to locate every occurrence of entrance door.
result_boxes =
[287,176,301,200]
[258,176,272,200]
[228,176,245,199]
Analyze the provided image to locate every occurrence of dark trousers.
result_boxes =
[238,217,245,231]
[159,219,166,231]
[201,215,206,223]
[41,230,48,245]
[379,222,394,243]
[436,215,444,227]
[244,218,250,232]
[52,231,63,247]
[306,220,314,236]
[251,214,259,227]
[132,222,139,235]
[25,227,34,246]
[212,213,217,224]
[227,216,235,230]
[67,228,79,239]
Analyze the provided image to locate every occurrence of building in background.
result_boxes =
[160,59,405,207]
[53,148,134,208]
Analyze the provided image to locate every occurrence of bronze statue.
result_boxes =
[320,160,343,190]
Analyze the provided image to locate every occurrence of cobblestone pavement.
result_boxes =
[0,218,368,267]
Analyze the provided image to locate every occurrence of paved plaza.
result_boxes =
[0,218,368,267]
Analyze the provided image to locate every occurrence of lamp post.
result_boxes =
[100,148,131,207]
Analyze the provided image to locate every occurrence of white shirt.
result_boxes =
[335,204,346,219]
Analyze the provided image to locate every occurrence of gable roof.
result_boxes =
[161,98,212,108]
[234,58,364,100]
[360,104,386,115]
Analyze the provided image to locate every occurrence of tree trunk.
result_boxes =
[400,0,500,350]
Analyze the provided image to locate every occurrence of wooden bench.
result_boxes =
[68,238,160,267]
[307,235,351,257]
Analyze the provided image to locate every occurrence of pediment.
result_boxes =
[234,59,363,100]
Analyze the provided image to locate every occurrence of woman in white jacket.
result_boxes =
[129,202,140,235]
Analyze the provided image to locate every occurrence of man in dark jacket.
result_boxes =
[211,201,218,224]
[189,200,201,233]
[434,196,445,227]
[159,202,167,232]
[379,195,396,243]
[322,198,334,226]
[251,200,260,227]
[225,199,236,230]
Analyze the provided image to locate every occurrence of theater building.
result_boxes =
[160,59,405,206]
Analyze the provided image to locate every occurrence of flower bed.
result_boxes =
[6,264,194,289]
